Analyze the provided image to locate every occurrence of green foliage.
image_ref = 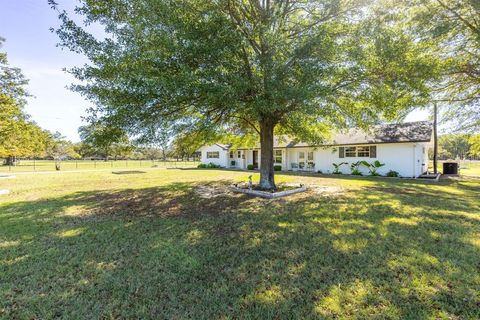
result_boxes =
[332,162,348,174]
[0,39,50,159]
[350,161,363,176]
[469,135,480,157]
[273,165,282,171]
[404,0,480,131]
[360,160,385,176]
[247,164,254,170]
[51,0,439,189]
[78,123,132,159]
[196,162,221,169]
[45,131,80,160]
[386,170,400,177]
[437,134,472,160]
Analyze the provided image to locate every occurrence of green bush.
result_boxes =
[332,162,347,174]
[386,170,399,177]
[247,164,254,170]
[273,165,282,171]
[197,163,207,168]
[350,161,363,175]
[206,162,221,168]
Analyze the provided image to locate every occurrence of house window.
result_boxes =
[207,151,219,159]
[307,151,314,161]
[345,147,356,157]
[274,150,282,164]
[230,151,234,158]
[238,151,241,158]
[357,146,370,157]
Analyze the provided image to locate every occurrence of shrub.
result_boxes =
[350,161,363,175]
[332,162,347,174]
[247,164,254,170]
[360,160,385,176]
[273,165,282,171]
[206,162,221,168]
[386,170,399,177]
[197,163,207,168]
[317,170,323,174]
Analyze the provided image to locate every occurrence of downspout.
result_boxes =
[413,144,417,178]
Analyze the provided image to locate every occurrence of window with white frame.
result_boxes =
[274,150,282,164]
[237,151,241,158]
[229,151,234,158]
[357,146,370,157]
[345,147,356,157]
[207,151,219,159]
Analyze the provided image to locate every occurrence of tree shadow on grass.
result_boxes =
[0,179,479,319]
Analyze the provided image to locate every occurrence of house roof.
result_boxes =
[215,143,231,150]
[236,121,433,149]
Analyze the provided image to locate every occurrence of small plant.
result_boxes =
[350,161,363,175]
[247,164,254,170]
[273,165,282,171]
[360,160,385,176]
[332,162,347,174]
[386,170,399,177]
[317,170,323,174]
[197,163,207,168]
[206,162,221,168]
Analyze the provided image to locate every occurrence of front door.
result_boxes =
[298,151,314,170]
[253,150,259,169]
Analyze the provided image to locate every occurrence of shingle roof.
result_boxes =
[215,143,231,150]
[236,121,433,149]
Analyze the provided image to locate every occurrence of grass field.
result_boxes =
[1,169,479,319]
[0,159,198,173]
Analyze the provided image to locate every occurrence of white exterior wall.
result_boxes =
[286,143,429,177]
[198,145,229,167]
[199,142,430,177]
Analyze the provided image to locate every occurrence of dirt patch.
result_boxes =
[112,171,146,175]
[194,185,233,198]
[310,186,345,195]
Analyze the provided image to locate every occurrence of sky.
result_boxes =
[0,0,431,142]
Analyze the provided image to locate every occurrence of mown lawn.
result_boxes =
[1,169,479,319]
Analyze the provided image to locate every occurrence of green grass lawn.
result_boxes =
[1,169,479,319]
[0,159,198,173]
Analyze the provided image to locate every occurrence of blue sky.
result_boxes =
[0,0,431,142]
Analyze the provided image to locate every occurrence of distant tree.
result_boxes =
[45,131,79,161]
[437,134,471,160]
[134,123,172,161]
[78,123,131,159]
[0,38,50,164]
[469,135,480,157]
[53,0,438,189]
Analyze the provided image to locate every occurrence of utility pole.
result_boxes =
[433,102,438,174]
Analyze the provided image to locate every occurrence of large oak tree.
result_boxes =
[52,0,436,189]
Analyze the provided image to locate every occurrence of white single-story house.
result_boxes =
[197,121,433,178]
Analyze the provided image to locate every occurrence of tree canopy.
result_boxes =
[406,0,480,131]
[52,0,438,188]
[0,37,51,161]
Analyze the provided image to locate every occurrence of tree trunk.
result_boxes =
[259,119,276,190]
